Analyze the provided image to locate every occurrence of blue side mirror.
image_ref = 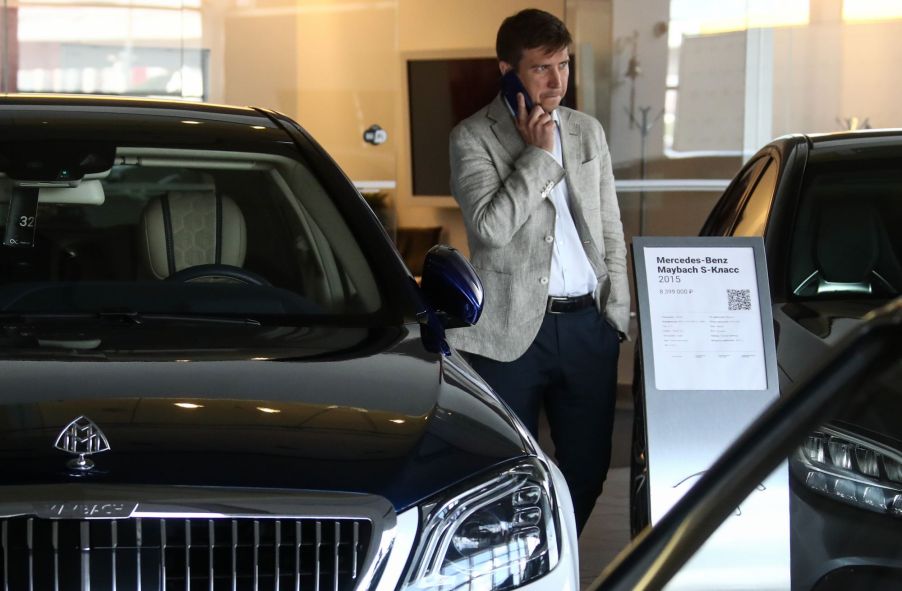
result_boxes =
[420,245,483,328]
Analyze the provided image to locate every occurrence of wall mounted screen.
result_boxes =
[407,57,575,196]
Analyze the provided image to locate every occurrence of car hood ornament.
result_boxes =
[53,416,111,471]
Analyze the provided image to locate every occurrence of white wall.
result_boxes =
[609,0,670,168]
[674,18,902,150]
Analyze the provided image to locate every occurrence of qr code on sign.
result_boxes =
[727,289,752,311]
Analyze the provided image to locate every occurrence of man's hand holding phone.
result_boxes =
[514,93,555,153]
[501,71,554,153]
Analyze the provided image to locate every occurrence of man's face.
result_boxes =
[501,45,570,113]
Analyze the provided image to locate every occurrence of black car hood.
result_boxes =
[0,323,529,511]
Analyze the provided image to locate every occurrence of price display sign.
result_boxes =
[632,236,786,590]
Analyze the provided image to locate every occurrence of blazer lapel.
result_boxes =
[558,108,589,213]
[558,109,600,260]
[488,94,526,163]
[558,108,581,170]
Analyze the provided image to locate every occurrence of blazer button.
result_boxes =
[545,235,554,243]
[539,277,549,285]
[541,180,554,198]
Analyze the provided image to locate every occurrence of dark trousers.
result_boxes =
[467,306,620,536]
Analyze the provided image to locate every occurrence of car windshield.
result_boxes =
[789,143,902,300]
[0,146,389,323]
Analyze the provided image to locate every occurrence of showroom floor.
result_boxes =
[537,397,633,589]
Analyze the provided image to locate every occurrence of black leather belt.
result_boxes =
[546,293,595,314]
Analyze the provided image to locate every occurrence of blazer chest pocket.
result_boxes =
[573,163,601,196]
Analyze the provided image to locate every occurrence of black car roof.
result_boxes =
[0,94,295,150]
[805,128,902,144]
[769,129,902,164]
[805,128,902,154]
[0,93,262,115]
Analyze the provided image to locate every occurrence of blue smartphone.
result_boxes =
[501,70,535,115]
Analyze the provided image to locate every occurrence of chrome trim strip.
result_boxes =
[184,519,190,591]
[208,520,215,591]
[230,520,237,591]
[80,521,90,591]
[160,519,167,591]
[52,521,59,591]
[111,520,118,591]
[332,521,339,591]
[792,270,819,296]
[5,486,392,521]
[136,512,229,519]
[314,520,321,591]
[136,518,142,591]
[27,518,33,591]
[352,521,359,580]
[294,521,301,591]
[274,520,281,591]
[253,520,260,591]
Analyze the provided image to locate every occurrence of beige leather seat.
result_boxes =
[139,191,247,280]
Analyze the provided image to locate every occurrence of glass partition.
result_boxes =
[0,0,398,194]
[3,0,205,99]
[569,0,902,240]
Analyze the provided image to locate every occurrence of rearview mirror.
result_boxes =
[0,142,115,184]
[0,178,106,205]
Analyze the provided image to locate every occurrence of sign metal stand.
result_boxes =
[632,236,787,590]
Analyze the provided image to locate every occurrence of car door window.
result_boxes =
[732,159,778,237]
[702,156,769,235]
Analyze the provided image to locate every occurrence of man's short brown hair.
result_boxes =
[496,9,572,69]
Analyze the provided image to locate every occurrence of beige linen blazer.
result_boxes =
[446,94,630,362]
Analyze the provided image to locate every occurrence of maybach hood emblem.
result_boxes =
[53,416,111,471]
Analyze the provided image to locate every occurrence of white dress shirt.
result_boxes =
[544,110,598,297]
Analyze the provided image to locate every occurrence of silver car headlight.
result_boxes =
[402,458,561,591]
[792,425,902,517]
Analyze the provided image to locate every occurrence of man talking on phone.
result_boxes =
[447,8,629,536]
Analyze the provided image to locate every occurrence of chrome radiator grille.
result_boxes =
[0,516,371,590]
